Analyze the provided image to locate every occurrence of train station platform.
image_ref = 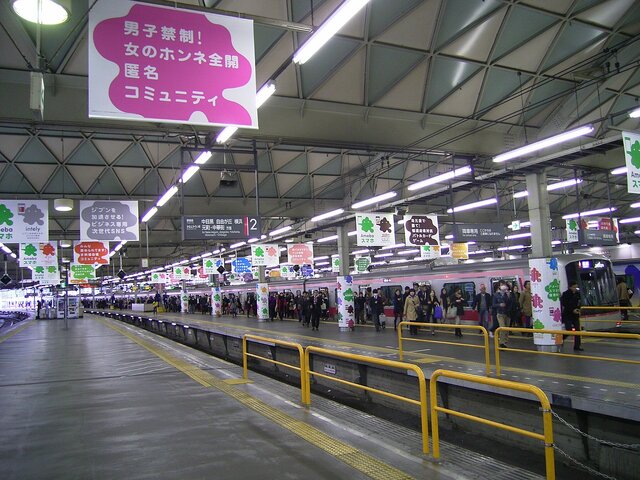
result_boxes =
[0,315,551,480]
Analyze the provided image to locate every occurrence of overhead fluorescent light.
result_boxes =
[468,249,489,255]
[397,219,406,225]
[444,234,454,240]
[269,225,293,237]
[548,178,582,191]
[630,107,640,118]
[619,217,640,224]
[317,235,339,243]
[313,256,329,261]
[380,243,404,251]
[351,191,397,209]
[551,240,562,245]
[285,238,294,243]
[505,232,532,240]
[497,244,528,251]
[292,0,370,64]
[351,249,369,255]
[562,207,616,219]
[611,166,627,175]
[141,207,158,223]
[315,261,330,266]
[201,252,213,258]
[114,243,124,252]
[194,151,212,165]
[229,241,246,249]
[632,202,640,208]
[12,0,70,25]
[157,185,178,207]
[493,124,594,163]
[389,259,409,264]
[311,208,344,222]
[348,230,357,236]
[408,166,472,191]
[397,249,420,255]
[513,191,529,199]
[190,255,201,261]
[10,253,16,259]
[247,238,260,243]
[447,198,497,213]
[256,81,276,108]
[374,252,393,258]
[216,126,238,144]
[181,165,200,183]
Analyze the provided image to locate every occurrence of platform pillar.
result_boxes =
[211,286,222,317]
[528,258,562,352]
[180,284,189,314]
[526,172,552,258]
[256,282,269,322]
[337,226,354,331]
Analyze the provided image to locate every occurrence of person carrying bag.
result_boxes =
[404,288,420,336]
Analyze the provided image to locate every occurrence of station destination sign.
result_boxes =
[578,229,617,246]
[181,215,260,240]
[452,223,505,242]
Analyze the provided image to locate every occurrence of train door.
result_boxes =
[490,276,519,294]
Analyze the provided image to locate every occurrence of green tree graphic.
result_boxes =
[35,266,44,274]
[545,279,561,301]
[360,216,374,233]
[254,247,264,257]
[205,260,213,268]
[628,139,640,169]
[568,219,577,231]
[343,288,354,302]
[24,244,37,256]
[47,266,57,273]
[533,318,545,329]
[0,204,14,226]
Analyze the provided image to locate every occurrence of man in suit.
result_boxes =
[561,281,583,351]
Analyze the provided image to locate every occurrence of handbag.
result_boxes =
[433,305,443,320]
[446,306,457,319]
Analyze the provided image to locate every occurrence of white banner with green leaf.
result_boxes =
[356,212,395,246]
[623,131,640,194]
[251,244,279,266]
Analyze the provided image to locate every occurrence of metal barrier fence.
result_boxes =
[494,327,640,377]
[243,334,308,404]
[304,345,430,454]
[580,305,640,327]
[430,369,555,480]
[397,321,491,375]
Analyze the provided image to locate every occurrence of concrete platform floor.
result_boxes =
[0,316,544,480]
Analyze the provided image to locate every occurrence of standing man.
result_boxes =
[616,278,631,321]
[561,281,583,351]
[474,284,492,331]
[369,289,385,332]
[492,284,512,348]
[311,292,322,331]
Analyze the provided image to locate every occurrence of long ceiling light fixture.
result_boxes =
[351,191,397,209]
[215,82,276,144]
[513,178,583,199]
[611,166,627,175]
[156,185,178,207]
[619,217,640,224]
[408,166,472,191]
[180,165,200,183]
[229,241,246,249]
[292,0,370,65]
[141,207,158,223]
[269,225,293,237]
[317,235,339,243]
[630,107,640,118]
[194,151,212,165]
[562,207,616,219]
[447,198,497,213]
[493,125,594,163]
[311,208,344,222]
[505,232,532,240]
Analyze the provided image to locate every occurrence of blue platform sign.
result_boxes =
[232,257,252,274]
[301,264,314,277]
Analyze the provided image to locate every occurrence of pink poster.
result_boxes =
[89,1,257,128]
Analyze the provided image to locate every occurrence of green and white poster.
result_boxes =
[0,200,48,242]
[566,218,579,243]
[251,244,279,267]
[150,271,168,283]
[354,256,370,273]
[202,258,217,275]
[20,242,57,267]
[33,264,60,284]
[331,256,340,273]
[356,212,395,247]
[623,131,640,194]
[69,264,96,284]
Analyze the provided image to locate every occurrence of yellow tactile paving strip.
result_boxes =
[97,317,416,480]
[0,321,34,344]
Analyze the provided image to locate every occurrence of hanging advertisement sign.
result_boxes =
[251,244,279,267]
[403,214,440,248]
[420,244,440,259]
[202,257,217,274]
[150,271,168,283]
[69,264,97,284]
[32,264,60,285]
[331,257,340,273]
[181,215,260,240]
[73,241,110,266]
[173,266,191,280]
[356,212,395,246]
[80,200,139,241]
[528,258,563,346]
[231,257,252,274]
[451,223,505,242]
[566,218,579,243]
[622,131,640,194]
[0,200,48,243]
[354,256,370,273]
[287,243,313,265]
[20,242,57,267]
[89,1,257,128]
[450,243,469,260]
[279,265,296,279]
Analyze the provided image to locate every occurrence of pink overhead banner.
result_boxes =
[89,1,257,128]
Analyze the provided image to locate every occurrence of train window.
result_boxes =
[442,282,476,307]
[565,260,617,307]
[377,285,400,305]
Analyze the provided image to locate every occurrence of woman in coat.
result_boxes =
[426,289,440,335]
[404,288,421,336]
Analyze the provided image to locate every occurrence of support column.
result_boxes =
[180,281,188,313]
[336,226,354,331]
[211,286,222,317]
[256,266,269,322]
[526,172,560,352]
[526,171,552,258]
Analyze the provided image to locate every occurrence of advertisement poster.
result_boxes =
[20,242,57,267]
[150,271,168,283]
[336,276,354,329]
[251,244,279,267]
[231,257,252,274]
[356,212,395,246]
[32,264,60,285]
[404,214,440,248]
[89,1,257,128]
[79,200,139,241]
[0,200,48,242]
[287,243,313,265]
[173,266,191,280]
[73,241,110,266]
[69,264,97,284]
[451,242,469,260]
[528,258,563,346]
[622,131,640,194]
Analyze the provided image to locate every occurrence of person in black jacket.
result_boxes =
[473,284,492,331]
[369,289,385,332]
[561,281,583,351]
[392,288,403,331]
[452,288,465,337]
[310,293,322,331]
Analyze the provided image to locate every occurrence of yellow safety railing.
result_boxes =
[580,306,640,326]
[397,321,491,376]
[243,334,308,405]
[430,369,555,479]
[304,345,430,454]
[494,327,640,377]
